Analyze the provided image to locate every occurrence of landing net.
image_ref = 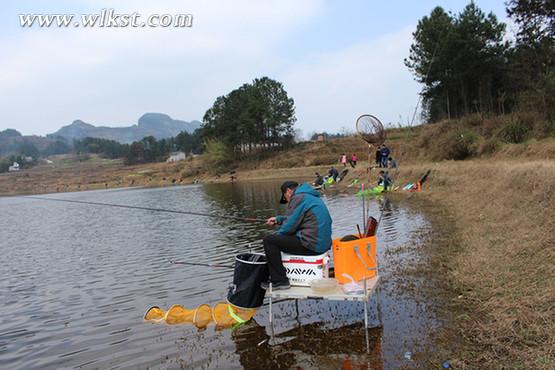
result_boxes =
[356,114,385,145]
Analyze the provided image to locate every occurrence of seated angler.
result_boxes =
[377,170,392,191]
[313,172,324,187]
[387,157,397,169]
[328,167,339,182]
[262,181,333,290]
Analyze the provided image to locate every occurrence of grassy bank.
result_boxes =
[383,160,554,368]
[310,156,552,367]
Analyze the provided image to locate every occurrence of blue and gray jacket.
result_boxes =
[380,146,390,158]
[275,183,332,253]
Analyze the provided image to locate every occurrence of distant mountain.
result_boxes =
[0,129,22,138]
[0,129,61,157]
[49,113,202,144]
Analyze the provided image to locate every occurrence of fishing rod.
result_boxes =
[168,259,234,269]
[24,196,267,223]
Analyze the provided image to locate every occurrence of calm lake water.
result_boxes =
[0,181,440,369]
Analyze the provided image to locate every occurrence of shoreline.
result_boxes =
[0,156,335,197]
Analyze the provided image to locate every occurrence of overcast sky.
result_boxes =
[0,0,510,136]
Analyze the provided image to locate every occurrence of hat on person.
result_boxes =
[280,181,298,204]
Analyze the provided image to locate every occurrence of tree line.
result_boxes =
[0,130,203,173]
[405,0,554,123]
[200,77,296,158]
[75,130,203,164]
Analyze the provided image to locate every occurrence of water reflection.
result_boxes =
[201,181,282,249]
[0,181,438,369]
[233,320,383,370]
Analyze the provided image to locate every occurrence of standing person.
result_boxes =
[380,144,390,168]
[375,146,381,167]
[351,153,358,167]
[262,181,333,290]
[340,153,348,167]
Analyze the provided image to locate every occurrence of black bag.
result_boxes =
[227,253,269,309]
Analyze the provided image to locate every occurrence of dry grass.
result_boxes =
[0,155,205,195]
[371,160,555,368]
[250,131,424,170]
[244,112,554,170]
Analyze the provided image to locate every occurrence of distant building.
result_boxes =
[317,135,326,142]
[8,162,20,172]
[22,156,33,163]
[166,151,187,163]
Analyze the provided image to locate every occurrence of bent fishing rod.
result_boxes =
[24,196,267,223]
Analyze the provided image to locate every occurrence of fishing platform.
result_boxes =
[266,268,382,352]
[227,217,383,351]
[267,275,382,325]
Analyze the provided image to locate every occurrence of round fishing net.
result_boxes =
[356,114,385,145]
[193,304,213,328]
[165,304,196,325]
[144,302,255,329]
[144,306,165,321]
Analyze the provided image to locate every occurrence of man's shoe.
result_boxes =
[260,281,291,290]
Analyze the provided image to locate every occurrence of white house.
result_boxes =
[8,162,20,172]
[166,151,187,163]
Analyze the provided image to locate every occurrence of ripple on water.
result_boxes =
[0,182,440,369]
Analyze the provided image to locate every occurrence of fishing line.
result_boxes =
[168,259,234,269]
[24,196,267,223]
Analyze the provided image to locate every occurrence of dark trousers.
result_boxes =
[263,234,320,283]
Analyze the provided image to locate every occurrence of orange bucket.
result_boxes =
[332,235,377,283]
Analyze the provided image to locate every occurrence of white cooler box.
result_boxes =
[281,251,330,286]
